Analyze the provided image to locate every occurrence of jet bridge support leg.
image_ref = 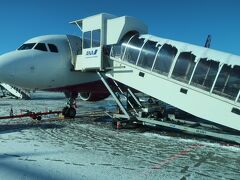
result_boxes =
[127,88,143,108]
[98,72,151,129]
[97,72,130,120]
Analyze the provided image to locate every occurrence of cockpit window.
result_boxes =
[34,43,48,52]
[18,43,36,50]
[48,44,58,53]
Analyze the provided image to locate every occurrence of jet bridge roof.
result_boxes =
[70,13,116,32]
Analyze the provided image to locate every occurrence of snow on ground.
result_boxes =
[0,92,240,180]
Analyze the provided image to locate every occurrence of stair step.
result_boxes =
[0,83,31,99]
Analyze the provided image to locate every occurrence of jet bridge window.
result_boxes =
[92,29,101,47]
[171,52,196,83]
[34,43,48,52]
[110,33,134,59]
[191,59,219,91]
[137,40,158,70]
[153,44,178,76]
[18,43,36,50]
[48,44,58,53]
[83,31,91,49]
[213,65,240,100]
[123,35,145,64]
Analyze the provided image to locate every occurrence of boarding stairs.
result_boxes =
[0,83,31,99]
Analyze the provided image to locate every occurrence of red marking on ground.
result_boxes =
[152,144,204,170]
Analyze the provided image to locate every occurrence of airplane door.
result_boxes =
[67,35,82,67]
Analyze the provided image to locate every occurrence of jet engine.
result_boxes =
[79,92,110,101]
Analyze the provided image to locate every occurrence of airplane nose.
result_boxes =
[0,52,18,84]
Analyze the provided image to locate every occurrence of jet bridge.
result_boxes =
[103,34,240,143]
[71,14,240,144]
[70,13,147,71]
[105,33,240,131]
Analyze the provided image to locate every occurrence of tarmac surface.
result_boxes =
[0,92,239,180]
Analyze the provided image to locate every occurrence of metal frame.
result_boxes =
[97,72,130,119]
[150,45,162,71]
[135,38,148,65]
[122,34,136,61]
[127,88,143,108]
[112,80,138,114]
[235,90,240,103]
[188,58,201,85]
[136,116,240,144]
[210,63,224,93]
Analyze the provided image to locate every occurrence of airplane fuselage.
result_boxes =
[0,35,105,93]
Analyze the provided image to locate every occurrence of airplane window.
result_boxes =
[137,40,158,70]
[172,52,196,83]
[92,29,101,47]
[213,65,240,100]
[34,43,48,52]
[48,44,58,53]
[123,35,144,64]
[18,43,36,50]
[191,59,219,91]
[153,44,178,76]
[83,31,91,49]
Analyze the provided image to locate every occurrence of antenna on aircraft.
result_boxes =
[204,34,212,48]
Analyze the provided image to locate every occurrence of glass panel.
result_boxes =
[34,43,48,51]
[213,65,231,94]
[123,35,144,64]
[83,31,91,49]
[137,40,158,70]
[213,65,240,100]
[172,52,196,83]
[224,66,240,100]
[48,44,58,53]
[110,33,134,59]
[153,44,178,76]
[204,61,219,90]
[191,58,208,85]
[92,29,101,47]
[191,59,219,91]
[18,43,36,50]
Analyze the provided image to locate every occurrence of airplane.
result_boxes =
[0,35,111,118]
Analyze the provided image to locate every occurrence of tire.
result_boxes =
[68,107,76,118]
[62,106,69,117]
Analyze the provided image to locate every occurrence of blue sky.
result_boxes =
[0,0,240,55]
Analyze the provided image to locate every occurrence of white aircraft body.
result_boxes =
[0,35,109,98]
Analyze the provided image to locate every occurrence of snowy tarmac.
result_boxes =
[0,92,240,180]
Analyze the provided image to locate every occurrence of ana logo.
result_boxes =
[86,49,98,56]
